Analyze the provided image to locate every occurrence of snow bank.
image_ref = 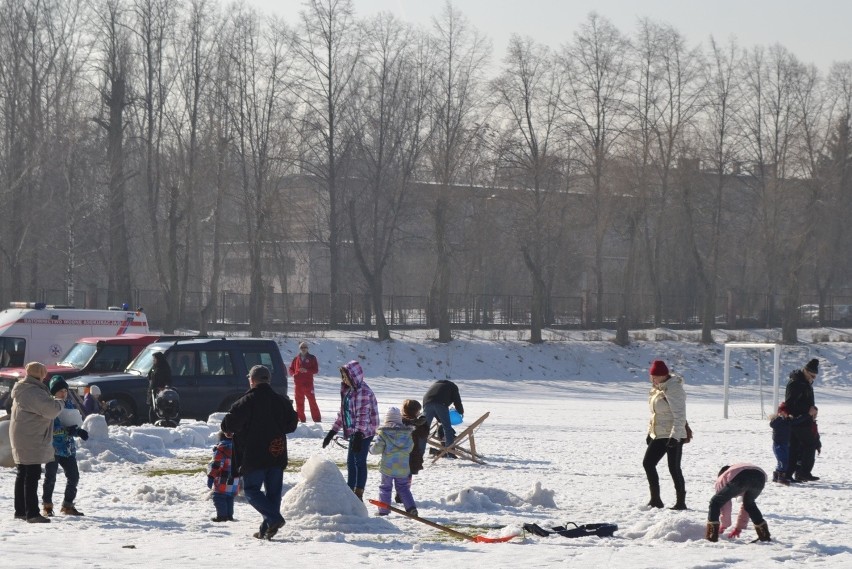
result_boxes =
[444,482,557,511]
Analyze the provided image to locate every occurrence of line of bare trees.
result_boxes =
[1,0,850,343]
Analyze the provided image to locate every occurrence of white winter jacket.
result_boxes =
[647,374,688,440]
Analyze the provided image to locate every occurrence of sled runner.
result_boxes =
[368,499,518,543]
[522,521,618,539]
[427,411,490,464]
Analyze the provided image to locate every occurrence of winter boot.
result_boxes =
[777,472,790,486]
[394,492,403,504]
[771,470,779,482]
[647,484,664,508]
[60,503,84,516]
[406,507,419,518]
[353,487,364,501]
[669,491,687,510]
[705,521,720,542]
[754,521,771,542]
[42,503,54,517]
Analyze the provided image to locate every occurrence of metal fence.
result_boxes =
[6,287,852,331]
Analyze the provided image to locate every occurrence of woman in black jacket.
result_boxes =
[147,352,172,423]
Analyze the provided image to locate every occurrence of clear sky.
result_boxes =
[246,0,851,72]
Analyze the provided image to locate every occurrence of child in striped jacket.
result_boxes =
[370,407,417,516]
[207,431,239,522]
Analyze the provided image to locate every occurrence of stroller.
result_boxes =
[152,387,181,428]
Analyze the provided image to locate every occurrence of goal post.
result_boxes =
[723,343,781,419]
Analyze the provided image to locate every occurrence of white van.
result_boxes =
[0,302,149,368]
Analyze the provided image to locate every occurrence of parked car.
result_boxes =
[66,337,288,425]
[0,334,169,414]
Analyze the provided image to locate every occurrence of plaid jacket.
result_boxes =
[207,439,240,496]
[369,424,414,477]
[331,361,378,438]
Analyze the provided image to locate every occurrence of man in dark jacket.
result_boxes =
[423,380,464,456]
[784,358,820,482]
[221,365,298,540]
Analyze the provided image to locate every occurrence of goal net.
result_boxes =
[723,343,781,419]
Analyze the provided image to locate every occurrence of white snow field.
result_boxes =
[2,329,852,569]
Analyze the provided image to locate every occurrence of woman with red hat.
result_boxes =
[643,359,689,510]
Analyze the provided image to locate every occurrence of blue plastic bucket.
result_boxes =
[449,409,463,425]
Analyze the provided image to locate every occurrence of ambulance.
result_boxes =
[0,302,149,368]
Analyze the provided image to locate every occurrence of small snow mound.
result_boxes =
[445,486,527,511]
[82,414,109,441]
[207,412,227,425]
[130,432,167,453]
[523,482,558,508]
[281,456,395,533]
[0,420,14,467]
[291,422,325,438]
[136,484,190,505]
[637,515,701,542]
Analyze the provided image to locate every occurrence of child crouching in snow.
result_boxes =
[207,431,239,522]
[370,407,417,517]
[705,464,770,543]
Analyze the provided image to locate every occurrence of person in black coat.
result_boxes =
[147,352,172,423]
[783,358,820,482]
[422,380,464,456]
[221,365,298,540]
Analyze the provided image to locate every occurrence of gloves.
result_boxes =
[351,432,364,453]
[322,430,337,449]
[67,425,78,436]
[726,528,742,539]
[645,435,652,446]
[207,476,214,489]
[76,428,89,441]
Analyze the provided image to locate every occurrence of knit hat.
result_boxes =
[299,342,308,350]
[89,385,101,398]
[384,406,402,426]
[649,360,669,376]
[25,361,47,380]
[49,376,69,395]
[805,358,819,374]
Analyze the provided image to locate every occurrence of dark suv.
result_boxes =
[66,338,287,425]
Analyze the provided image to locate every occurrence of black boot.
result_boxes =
[706,521,720,542]
[754,521,771,542]
[647,484,664,508]
[669,491,687,510]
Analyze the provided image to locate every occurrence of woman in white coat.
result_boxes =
[643,359,688,510]
[10,362,63,523]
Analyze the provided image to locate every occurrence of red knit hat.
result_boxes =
[649,360,669,376]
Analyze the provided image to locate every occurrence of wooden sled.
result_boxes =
[427,411,490,464]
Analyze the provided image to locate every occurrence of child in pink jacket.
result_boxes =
[705,463,770,542]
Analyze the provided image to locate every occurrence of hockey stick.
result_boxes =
[368,499,518,543]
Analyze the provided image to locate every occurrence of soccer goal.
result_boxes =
[723,343,782,419]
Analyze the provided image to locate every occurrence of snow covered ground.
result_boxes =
[2,328,852,568]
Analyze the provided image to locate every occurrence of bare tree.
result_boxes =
[492,35,566,343]
[91,0,134,305]
[224,8,295,335]
[293,0,360,325]
[740,45,813,342]
[559,13,631,327]
[348,14,432,340]
[426,1,491,342]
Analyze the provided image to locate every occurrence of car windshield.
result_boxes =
[126,346,162,376]
[57,343,98,369]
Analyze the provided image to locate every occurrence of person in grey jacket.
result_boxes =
[10,362,63,523]
[643,359,688,510]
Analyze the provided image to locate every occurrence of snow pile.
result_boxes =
[281,455,395,534]
[445,483,556,511]
[136,483,193,505]
[625,515,706,543]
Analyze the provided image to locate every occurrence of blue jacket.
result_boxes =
[369,424,414,477]
[769,414,809,444]
[51,399,79,458]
